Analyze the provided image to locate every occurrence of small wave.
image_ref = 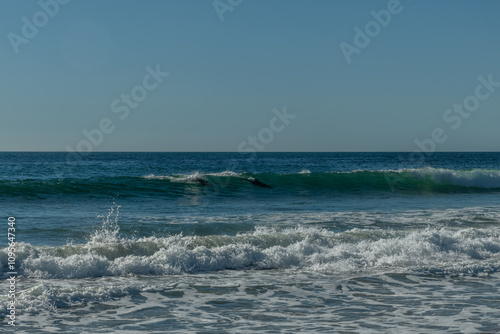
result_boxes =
[2,168,500,198]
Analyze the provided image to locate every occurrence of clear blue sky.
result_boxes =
[1,0,499,152]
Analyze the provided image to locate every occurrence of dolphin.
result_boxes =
[194,178,212,186]
[245,177,272,188]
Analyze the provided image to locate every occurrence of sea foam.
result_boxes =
[3,224,500,279]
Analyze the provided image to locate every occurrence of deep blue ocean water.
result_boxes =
[1,152,500,333]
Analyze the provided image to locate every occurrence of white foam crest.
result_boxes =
[409,167,500,188]
[205,171,241,177]
[142,171,212,183]
[4,224,499,279]
[142,173,170,180]
[143,171,242,183]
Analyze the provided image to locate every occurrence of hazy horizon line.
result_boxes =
[2,151,500,154]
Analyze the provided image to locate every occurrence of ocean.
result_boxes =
[1,152,500,333]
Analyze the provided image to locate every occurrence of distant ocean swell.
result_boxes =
[2,168,500,197]
[2,224,500,279]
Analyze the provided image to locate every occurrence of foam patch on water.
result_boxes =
[2,272,500,333]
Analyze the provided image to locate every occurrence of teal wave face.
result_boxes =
[1,168,500,198]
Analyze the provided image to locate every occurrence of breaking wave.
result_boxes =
[2,168,500,198]
[2,224,500,279]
